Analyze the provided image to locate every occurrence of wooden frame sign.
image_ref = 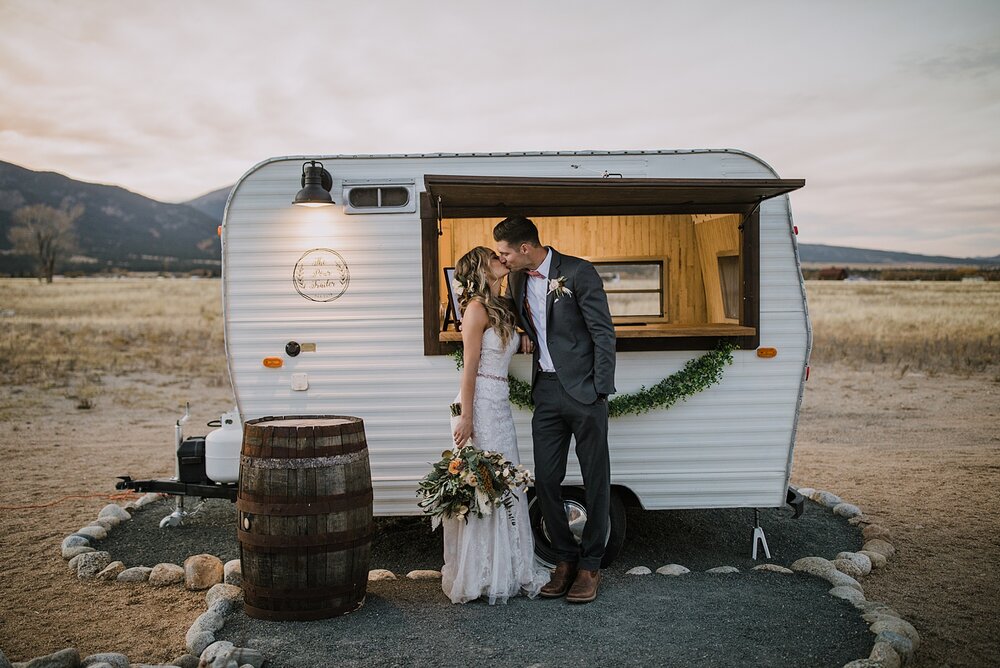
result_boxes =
[442,267,462,331]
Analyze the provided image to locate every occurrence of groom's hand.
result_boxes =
[519,333,534,354]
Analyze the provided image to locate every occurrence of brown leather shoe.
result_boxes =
[566,568,601,604]
[539,561,578,598]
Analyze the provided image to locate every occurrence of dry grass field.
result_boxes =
[808,280,1000,374]
[0,277,998,666]
[0,278,227,419]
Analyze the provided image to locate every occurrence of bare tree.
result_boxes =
[7,203,83,283]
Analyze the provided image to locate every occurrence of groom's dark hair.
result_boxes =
[493,216,541,248]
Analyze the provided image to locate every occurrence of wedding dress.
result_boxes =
[442,327,551,604]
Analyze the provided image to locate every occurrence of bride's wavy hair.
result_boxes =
[454,246,515,347]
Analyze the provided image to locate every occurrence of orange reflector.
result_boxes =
[262,357,283,368]
[793,225,798,235]
[757,347,778,358]
[805,365,810,380]
[217,225,222,237]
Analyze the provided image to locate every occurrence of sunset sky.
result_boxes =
[1,0,998,256]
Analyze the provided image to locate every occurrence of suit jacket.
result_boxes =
[510,248,617,404]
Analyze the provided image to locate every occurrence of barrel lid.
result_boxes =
[253,417,358,427]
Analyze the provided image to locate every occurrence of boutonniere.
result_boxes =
[547,276,572,298]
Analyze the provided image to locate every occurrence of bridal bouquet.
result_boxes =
[417,444,532,530]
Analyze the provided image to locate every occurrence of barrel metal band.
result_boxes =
[241,449,369,470]
[236,488,373,515]
[238,525,373,548]
[241,438,368,460]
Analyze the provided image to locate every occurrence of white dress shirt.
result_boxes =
[527,249,555,372]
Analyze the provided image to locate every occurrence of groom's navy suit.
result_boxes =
[510,248,616,570]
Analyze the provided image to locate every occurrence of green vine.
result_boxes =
[451,342,736,418]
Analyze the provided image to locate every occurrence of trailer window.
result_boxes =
[594,259,665,321]
[342,183,416,213]
[428,212,759,353]
[347,187,410,208]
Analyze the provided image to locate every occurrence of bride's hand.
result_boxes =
[453,415,473,448]
[520,333,534,354]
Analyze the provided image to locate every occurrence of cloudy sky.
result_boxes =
[1,0,998,256]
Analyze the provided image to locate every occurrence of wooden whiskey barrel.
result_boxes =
[237,416,373,620]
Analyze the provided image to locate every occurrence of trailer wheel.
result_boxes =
[528,486,626,569]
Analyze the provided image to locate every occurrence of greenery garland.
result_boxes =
[451,342,736,418]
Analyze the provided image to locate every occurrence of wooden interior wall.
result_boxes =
[438,215,711,324]
[692,214,742,323]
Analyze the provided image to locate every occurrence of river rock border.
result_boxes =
[22,488,912,668]
[619,487,915,668]
[10,493,264,668]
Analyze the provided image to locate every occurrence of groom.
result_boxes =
[493,216,616,604]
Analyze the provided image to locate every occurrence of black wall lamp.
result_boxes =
[293,160,334,207]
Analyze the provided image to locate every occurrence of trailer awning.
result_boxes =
[424,175,805,217]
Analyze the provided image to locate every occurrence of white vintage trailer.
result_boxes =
[221,150,808,564]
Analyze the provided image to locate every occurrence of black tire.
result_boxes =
[527,486,626,569]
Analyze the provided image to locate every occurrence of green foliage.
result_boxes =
[606,343,735,417]
[452,342,736,418]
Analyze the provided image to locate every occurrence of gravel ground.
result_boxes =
[219,573,871,668]
[92,496,869,667]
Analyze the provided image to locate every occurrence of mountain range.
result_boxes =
[0,161,223,275]
[1,161,997,275]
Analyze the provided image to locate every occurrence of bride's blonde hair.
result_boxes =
[454,246,515,347]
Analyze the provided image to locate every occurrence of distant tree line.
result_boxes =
[802,267,1000,281]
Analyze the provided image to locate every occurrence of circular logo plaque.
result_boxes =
[292,248,351,302]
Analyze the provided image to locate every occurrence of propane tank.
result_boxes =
[205,408,242,483]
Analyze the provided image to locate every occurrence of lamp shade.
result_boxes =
[293,161,334,207]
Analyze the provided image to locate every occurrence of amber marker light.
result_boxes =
[757,347,778,358]
[263,357,283,368]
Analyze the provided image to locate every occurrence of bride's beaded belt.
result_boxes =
[476,372,509,383]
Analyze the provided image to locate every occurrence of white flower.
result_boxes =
[476,487,492,515]
[452,279,465,297]
[547,276,572,298]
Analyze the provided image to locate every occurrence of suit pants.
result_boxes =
[531,373,611,571]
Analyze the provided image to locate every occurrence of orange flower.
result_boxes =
[448,459,463,475]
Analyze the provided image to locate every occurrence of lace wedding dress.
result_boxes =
[442,327,551,604]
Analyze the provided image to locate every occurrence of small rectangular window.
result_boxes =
[593,259,665,320]
[343,182,416,214]
[380,187,409,207]
[348,188,379,208]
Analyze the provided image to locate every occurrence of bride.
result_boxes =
[442,246,550,604]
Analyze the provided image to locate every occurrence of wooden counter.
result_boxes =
[439,323,755,342]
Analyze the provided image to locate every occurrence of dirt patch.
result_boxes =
[0,376,231,663]
[793,363,1000,668]
[1,364,998,666]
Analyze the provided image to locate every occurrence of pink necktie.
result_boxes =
[523,272,542,325]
